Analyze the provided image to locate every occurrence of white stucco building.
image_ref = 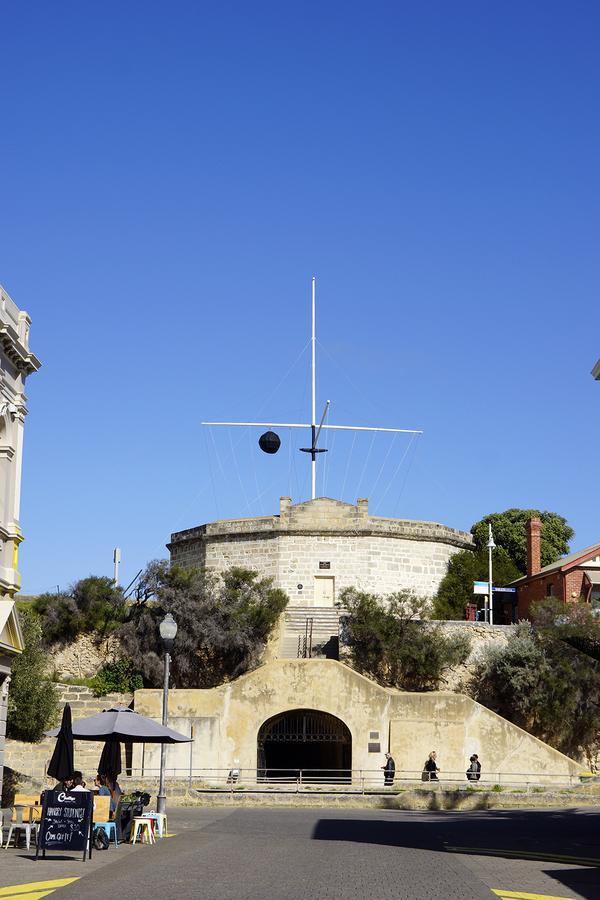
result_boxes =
[0,285,40,599]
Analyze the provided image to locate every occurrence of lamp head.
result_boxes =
[159,612,178,651]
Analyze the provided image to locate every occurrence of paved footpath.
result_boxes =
[0,807,597,899]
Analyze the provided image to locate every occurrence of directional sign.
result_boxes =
[493,586,517,593]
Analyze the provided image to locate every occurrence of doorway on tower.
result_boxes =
[257,709,351,783]
[313,575,335,606]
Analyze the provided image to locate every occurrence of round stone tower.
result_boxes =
[168,496,473,605]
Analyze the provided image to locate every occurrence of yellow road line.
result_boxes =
[492,890,578,900]
[0,891,59,900]
[445,845,600,867]
[0,880,79,898]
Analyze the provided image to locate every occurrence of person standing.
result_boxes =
[466,754,481,781]
[423,751,439,781]
[382,752,395,785]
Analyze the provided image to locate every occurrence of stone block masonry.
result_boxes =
[3,683,132,793]
[168,497,473,604]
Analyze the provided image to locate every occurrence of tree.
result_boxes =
[432,547,521,619]
[471,509,573,573]
[118,562,288,688]
[33,576,127,645]
[341,588,470,691]
[7,609,60,742]
[471,625,600,764]
[432,508,574,620]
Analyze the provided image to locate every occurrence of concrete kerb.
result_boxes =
[178,787,600,811]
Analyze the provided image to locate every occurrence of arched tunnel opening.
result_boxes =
[257,709,351,782]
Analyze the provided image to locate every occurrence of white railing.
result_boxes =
[116,767,583,792]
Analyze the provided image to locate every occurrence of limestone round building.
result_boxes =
[168,496,473,605]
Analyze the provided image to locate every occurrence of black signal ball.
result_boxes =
[259,431,281,454]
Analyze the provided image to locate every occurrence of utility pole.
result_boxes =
[113,547,121,586]
[487,524,495,625]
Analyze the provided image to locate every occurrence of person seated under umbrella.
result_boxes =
[98,740,123,815]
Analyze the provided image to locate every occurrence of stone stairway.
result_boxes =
[280,606,345,659]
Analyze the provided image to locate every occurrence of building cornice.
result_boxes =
[0,325,41,375]
[169,518,474,551]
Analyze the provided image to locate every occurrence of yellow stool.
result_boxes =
[131,817,155,845]
[142,812,168,837]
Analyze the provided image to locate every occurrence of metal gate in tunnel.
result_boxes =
[257,709,351,781]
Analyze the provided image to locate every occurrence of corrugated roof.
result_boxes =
[584,569,600,585]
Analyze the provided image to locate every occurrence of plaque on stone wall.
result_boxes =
[369,731,379,739]
[319,561,331,569]
[368,742,381,753]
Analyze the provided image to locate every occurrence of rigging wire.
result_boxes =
[368,431,399,502]
[340,430,358,503]
[204,426,220,521]
[393,433,422,514]
[374,432,419,513]
[322,421,336,498]
[247,426,263,516]
[355,430,377,500]
[229,428,251,513]
[254,340,311,419]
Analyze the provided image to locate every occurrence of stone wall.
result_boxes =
[133,659,582,784]
[428,621,516,691]
[169,497,473,604]
[3,683,132,794]
[48,633,122,680]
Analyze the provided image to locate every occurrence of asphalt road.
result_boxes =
[3,807,599,900]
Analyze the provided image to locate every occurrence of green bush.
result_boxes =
[33,576,127,645]
[89,658,143,697]
[471,625,600,762]
[341,587,470,691]
[119,562,288,689]
[7,609,60,742]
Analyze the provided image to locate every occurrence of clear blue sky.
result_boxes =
[1,1,599,595]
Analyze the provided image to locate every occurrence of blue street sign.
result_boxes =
[493,586,517,593]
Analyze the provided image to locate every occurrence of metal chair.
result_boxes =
[4,807,39,850]
[0,809,12,846]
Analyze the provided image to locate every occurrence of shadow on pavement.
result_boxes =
[543,866,600,900]
[311,808,600,867]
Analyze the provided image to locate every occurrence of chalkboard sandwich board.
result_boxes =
[36,790,93,861]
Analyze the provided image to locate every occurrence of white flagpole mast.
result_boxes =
[201,277,423,503]
[311,276,317,499]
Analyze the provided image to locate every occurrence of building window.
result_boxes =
[546,583,554,597]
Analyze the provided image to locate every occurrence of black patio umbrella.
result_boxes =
[97,738,122,780]
[47,706,191,744]
[47,703,74,782]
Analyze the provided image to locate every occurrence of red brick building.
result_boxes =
[515,518,600,619]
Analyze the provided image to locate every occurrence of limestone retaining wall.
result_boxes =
[133,659,582,786]
[4,683,132,789]
[48,633,122,680]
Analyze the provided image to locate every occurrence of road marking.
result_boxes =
[445,845,600,867]
[0,879,79,899]
[492,891,578,900]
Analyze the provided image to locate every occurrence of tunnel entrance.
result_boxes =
[257,709,351,782]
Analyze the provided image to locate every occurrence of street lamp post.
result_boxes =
[488,524,496,626]
[157,612,177,815]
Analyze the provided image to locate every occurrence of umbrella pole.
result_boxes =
[157,649,171,815]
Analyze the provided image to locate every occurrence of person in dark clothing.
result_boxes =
[382,752,395,785]
[466,754,481,781]
[423,751,439,781]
